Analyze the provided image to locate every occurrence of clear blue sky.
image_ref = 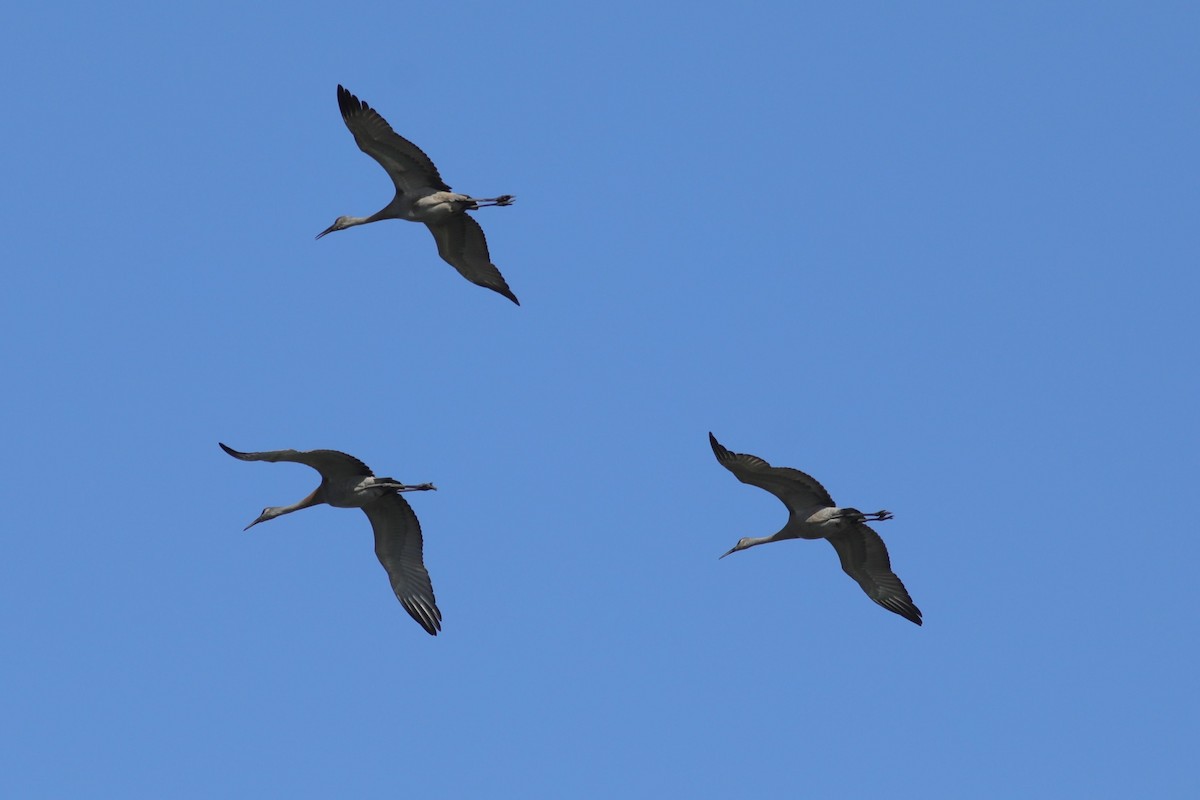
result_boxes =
[2,2,1196,797]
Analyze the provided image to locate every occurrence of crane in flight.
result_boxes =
[219,443,443,635]
[709,433,922,625]
[317,85,520,305]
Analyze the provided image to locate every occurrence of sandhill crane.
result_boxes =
[709,433,922,626]
[219,443,443,635]
[317,85,520,305]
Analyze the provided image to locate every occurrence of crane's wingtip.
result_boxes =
[878,597,923,626]
[336,85,367,118]
[219,443,251,460]
[491,283,519,305]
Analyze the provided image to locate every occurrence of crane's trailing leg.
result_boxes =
[833,509,893,523]
[368,477,437,493]
[469,194,515,208]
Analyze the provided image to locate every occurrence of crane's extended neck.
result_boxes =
[719,533,786,559]
[244,488,322,530]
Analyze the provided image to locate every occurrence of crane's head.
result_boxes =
[244,506,283,531]
[316,216,353,239]
[719,537,755,559]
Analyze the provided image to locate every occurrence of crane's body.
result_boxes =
[219,443,443,636]
[313,474,430,509]
[318,85,519,305]
[736,504,895,544]
[709,432,922,626]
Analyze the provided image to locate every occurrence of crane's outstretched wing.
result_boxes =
[364,493,442,636]
[426,214,520,305]
[709,433,835,514]
[219,443,373,480]
[336,85,452,197]
[827,525,922,625]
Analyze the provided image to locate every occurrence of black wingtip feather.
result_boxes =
[876,597,923,626]
[708,432,731,461]
[336,84,366,120]
[403,599,442,636]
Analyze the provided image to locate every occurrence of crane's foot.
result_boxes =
[867,510,893,521]
[397,483,437,492]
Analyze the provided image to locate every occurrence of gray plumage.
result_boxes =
[709,433,922,626]
[317,85,519,305]
[219,443,442,635]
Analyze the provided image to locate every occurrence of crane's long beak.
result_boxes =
[244,516,266,531]
[719,546,737,559]
[315,223,338,240]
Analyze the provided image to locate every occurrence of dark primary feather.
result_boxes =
[428,214,520,304]
[336,85,452,196]
[708,432,835,511]
[365,493,442,635]
[827,525,923,626]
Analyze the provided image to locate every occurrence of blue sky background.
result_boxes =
[2,2,1197,797]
